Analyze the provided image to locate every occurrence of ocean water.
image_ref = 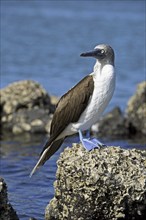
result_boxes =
[0,1,145,219]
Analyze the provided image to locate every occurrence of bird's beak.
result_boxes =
[80,49,100,58]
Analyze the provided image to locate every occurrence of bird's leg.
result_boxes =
[86,129,104,147]
[87,129,107,148]
[78,130,99,151]
[78,130,106,151]
[86,129,103,146]
[86,129,90,138]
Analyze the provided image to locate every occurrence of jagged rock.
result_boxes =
[0,80,54,135]
[126,81,146,136]
[45,143,146,220]
[0,177,19,220]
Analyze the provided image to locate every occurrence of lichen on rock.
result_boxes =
[45,144,146,220]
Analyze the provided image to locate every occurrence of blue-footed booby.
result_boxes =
[30,44,115,176]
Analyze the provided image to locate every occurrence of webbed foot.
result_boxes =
[78,130,106,151]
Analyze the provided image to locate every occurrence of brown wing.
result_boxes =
[39,75,94,157]
[30,138,64,176]
[49,75,94,142]
[31,75,94,175]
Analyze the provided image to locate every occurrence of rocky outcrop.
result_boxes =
[126,81,146,136]
[0,80,55,135]
[92,81,146,140]
[0,177,19,220]
[45,143,146,220]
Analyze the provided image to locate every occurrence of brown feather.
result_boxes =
[50,75,94,140]
[31,75,94,176]
[30,138,64,177]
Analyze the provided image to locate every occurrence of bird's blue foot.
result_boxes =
[78,130,106,151]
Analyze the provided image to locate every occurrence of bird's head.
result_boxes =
[80,44,114,65]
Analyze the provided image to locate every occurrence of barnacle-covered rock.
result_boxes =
[45,144,146,220]
[0,80,55,135]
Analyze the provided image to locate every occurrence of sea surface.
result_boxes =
[0,1,145,219]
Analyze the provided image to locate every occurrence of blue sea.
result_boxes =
[0,1,145,219]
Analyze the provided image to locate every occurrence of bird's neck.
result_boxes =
[92,60,115,82]
[93,60,102,74]
[93,60,114,77]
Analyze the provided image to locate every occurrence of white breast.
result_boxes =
[73,64,115,131]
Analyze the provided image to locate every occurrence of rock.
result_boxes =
[0,177,19,220]
[11,108,51,134]
[0,80,55,135]
[50,95,59,106]
[45,144,146,220]
[126,81,146,136]
[91,107,128,139]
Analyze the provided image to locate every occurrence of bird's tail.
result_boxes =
[30,138,64,177]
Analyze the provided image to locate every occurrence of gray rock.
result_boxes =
[45,144,146,220]
[92,107,128,139]
[0,80,54,135]
[0,177,19,220]
[126,81,146,136]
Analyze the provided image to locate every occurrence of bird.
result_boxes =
[30,44,115,177]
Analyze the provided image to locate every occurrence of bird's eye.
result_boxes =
[100,49,105,54]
